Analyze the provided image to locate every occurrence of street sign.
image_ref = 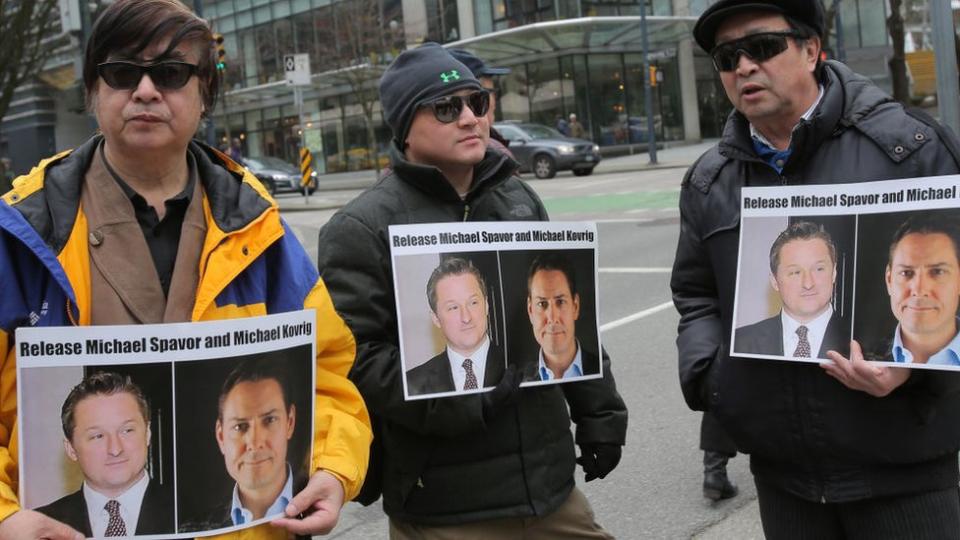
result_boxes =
[284,54,311,86]
[299,147,314,187]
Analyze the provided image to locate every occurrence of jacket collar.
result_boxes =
[718,61,892,169]
[11,135,272,254]
[388,142,519,203]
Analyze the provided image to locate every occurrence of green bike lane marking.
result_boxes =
[543,190,680,214]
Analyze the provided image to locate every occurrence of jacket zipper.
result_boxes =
[462,203,471,221]
[66,298,79,326]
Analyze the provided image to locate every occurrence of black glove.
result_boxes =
[576,443,622,482]
[481,365,522,421]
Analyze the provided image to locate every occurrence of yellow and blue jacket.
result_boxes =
[0,136,371,539]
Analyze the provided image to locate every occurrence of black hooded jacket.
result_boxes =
[672,61,960,503]
[317,144,627,524]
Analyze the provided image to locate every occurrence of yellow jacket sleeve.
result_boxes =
[304,277,371,501]
[0,331,21,522]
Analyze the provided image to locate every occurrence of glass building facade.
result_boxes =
[199,0,898,175]
[0,0,904,176]
[206,0,692,173]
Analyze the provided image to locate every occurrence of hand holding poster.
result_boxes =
[390,221,602,400]
[17,311,315,538]
[734,174,960,372]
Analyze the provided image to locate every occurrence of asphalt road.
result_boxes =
[278,167,763,539]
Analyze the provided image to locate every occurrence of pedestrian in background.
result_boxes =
[672,0,960,537]
[0,158,13,194]
[556,114,570,136]
[568,113,586,139]
[317,43,627,538]
[700,412,738,501]
[228,137,243,162]
[450,48,514,157]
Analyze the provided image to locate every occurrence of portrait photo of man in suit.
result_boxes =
[883,215,960,367]
[524,252,600,381]
[208,357,298,528]
[735,221,846,359]
[407,257,505,396]
[36,371,174,537]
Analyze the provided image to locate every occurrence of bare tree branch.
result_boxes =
[0,0,60,123]
[334,0,403,175]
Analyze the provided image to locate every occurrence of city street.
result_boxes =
[279,160,764,539]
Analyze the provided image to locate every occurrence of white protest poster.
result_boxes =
[17,310,316,538]
[390,221,602,400]
[733,174,960,371]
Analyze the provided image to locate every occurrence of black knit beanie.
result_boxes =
[379,42,483,147]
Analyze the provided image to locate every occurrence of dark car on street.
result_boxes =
[493,122,601,179]
[242,155,317,195]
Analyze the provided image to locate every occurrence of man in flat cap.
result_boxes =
[672,0,960,537]
[317,43,626,538]
[449,48,513,157]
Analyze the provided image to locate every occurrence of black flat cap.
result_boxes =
[449,48,511,77]
[693,0,825,52]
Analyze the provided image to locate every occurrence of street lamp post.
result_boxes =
[640,0,657,164]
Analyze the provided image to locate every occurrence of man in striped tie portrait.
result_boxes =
[734,220,846,359]
[36,372,174,537]
[406,257,505,396]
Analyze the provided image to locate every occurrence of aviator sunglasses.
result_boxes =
[422,91,491,123]
[710,31,802,72]
[97,61,198,90]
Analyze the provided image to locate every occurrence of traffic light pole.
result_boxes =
[640,0,658,164]
[194,2,217,146]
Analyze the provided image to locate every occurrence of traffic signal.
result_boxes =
[214,33,226,70]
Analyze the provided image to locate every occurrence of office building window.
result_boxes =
[528,58,564,127]
[425,0,460,42]
[500,63,531,122]
[587,54,628,145]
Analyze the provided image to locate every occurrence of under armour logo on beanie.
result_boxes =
[440,70,460,83]
[379,43,483,147]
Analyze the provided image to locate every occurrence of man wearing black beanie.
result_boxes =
[317,42,627,538]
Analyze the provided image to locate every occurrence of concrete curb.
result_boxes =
[276,200,345,213]
[275,142,711,213]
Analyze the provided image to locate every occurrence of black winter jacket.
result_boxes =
[317,144,627,524]
[672,61,960,503]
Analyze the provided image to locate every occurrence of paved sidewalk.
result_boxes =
[276,139,717,213]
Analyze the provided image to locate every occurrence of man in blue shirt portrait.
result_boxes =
[885,215,960,367]
[215,358,296,526]
[525,252,600,381]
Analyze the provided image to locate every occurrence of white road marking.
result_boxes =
[599,267,671,274]
[556,176,636,191]
[600,301,675,333]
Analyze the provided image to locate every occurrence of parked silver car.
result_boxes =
[242,156,317,195]
[494,122,601,179]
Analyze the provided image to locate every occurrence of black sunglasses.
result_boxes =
[710,31,802,72]
[97,61,198,90]
[422,91,491,123]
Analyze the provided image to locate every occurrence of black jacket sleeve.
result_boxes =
[317,212,493,438]
[670,166,723,412]
[562,347,628,445]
